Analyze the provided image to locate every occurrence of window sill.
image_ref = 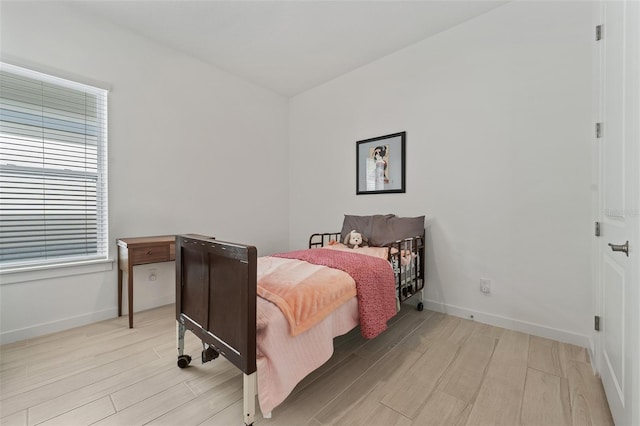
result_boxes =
[0,258,114,285]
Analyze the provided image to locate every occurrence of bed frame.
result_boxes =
[175,231,425,425]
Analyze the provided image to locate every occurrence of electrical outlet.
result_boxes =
[148,269,157,282]
[480,278,491,294]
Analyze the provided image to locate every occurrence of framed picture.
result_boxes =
[356,131,406,194]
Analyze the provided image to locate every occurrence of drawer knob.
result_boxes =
[147,250,152,255]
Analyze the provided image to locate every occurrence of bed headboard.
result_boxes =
[175,234,257,375]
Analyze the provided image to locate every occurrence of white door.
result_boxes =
[595,1,639,425]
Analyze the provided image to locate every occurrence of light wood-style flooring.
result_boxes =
[0,304,614,425]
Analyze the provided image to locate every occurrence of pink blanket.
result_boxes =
[272,248,397,339]
[256,257,356,336]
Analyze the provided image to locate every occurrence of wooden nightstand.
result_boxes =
[117,235,175,328]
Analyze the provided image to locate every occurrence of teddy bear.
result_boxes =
[343,230,368,249]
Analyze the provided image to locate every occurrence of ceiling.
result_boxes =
[69,1,509,97]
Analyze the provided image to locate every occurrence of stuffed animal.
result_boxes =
[343,230,368,249]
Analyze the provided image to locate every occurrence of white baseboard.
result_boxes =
[422,299,591,349]
[133,295,175,314]
[0,296,176,345]
[3,296,591,352]
[0,308,118,345]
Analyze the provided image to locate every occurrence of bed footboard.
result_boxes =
[175,234,257,424]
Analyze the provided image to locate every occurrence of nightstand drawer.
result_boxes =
[131,245,170,265]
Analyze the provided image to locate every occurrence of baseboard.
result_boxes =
[0,307,118,345]
[422,299,591,349]
[133,295,175,314]
[3,296,590,350]
[1,296,176,345]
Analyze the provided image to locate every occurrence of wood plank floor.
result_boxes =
[0,304,614,426]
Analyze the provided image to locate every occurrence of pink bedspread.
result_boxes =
[272,248,397,339]
[256,296,358,415]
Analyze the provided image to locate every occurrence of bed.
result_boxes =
[175,214,425,425]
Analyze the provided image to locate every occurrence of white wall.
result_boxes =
[289,1,593,346]
[0,2,290,343]
[0,0,595,347]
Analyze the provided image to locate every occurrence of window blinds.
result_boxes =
[0,63,108,268]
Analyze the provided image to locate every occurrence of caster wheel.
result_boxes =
[417,302,424,312]
[177,355,192,368]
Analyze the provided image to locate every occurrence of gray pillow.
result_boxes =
[340,214,395,242]
[369,215,425,246]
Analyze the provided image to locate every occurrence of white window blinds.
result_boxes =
[0,63,108,268]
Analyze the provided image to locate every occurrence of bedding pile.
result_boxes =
[256,256,357,336]
[270,248,397,339]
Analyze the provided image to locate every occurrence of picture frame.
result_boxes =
[356,131,406,194]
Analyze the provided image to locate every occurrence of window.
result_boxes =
[0,63,108,269]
